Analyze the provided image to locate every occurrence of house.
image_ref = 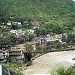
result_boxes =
[46,34,62,42]
[16,30,25,38]
[7,22,12,26]
[10,47,24,61]
[12,21,22,26]
[34,37,46,45]
[27,29,34,34]
[10,29,25,38]
[10,30,17,34]
[32,21,41,29]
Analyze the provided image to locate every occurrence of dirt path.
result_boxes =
[23,50,75,75]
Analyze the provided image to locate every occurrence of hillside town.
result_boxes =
[0,17,75,75]
[1,0,75,75]
[0,18,75,63]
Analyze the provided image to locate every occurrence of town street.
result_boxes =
[23,50,75,75]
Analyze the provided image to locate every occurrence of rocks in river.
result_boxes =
[72,57,75,60]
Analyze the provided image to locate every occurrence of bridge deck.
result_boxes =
[24,48,75,53]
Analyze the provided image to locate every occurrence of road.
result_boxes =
[23,50,75,75]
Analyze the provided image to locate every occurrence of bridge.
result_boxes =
[23,48,75,61]
[24,48,75,53]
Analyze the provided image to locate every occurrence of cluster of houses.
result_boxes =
[1,19,41,29]
[0,19,69,50]
[9,28,68,51]
[10,29,34,38]
[33,33,68,45]
[27,33,68,51]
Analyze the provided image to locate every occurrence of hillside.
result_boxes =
[0,0,75,25]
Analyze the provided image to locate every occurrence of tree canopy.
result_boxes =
[0,0,75,26]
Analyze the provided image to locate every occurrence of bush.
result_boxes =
[0,63,23,75]
[51,65,75,75]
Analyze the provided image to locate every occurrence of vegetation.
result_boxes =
[67,33,75,45]
[0,32,34,49]
[0,0,75,26]
[52,65,75,75]
[0,0,75,34]
[24,42,33,52]
[0,35,17,49]
[46,40,62,49]
[0,63,23,75]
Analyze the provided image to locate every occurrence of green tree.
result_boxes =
[1,0,75,27]
[67,34,75,45]
[52,26,63,34]
[24,42,33,52]
[62,35,67,42]
[34,28,40,37]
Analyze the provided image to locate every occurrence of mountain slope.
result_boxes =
[0,0,75,25]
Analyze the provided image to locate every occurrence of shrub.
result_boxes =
[51,65,75,75]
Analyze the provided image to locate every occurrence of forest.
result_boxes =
[0,0,75,26]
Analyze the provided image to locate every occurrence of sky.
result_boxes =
[73,0,75,1]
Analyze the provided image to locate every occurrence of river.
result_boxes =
[23,50,75,75]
